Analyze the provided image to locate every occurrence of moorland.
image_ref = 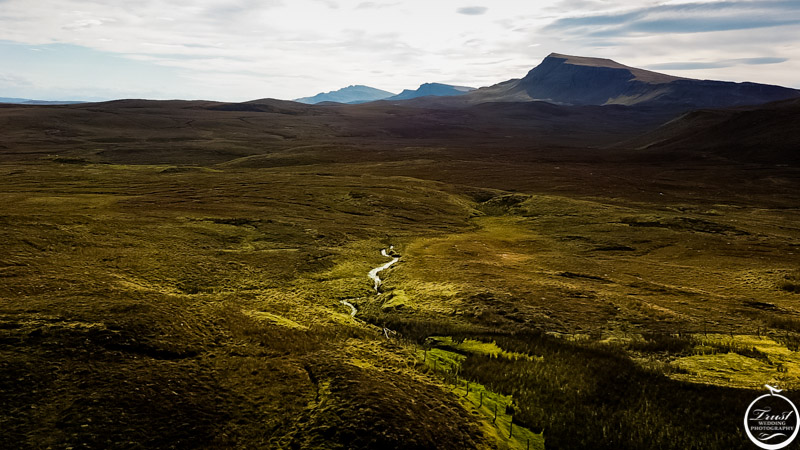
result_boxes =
[2,55,800,449]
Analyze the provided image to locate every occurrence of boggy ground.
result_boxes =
[1,100,799,449]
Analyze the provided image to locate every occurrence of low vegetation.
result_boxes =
[1,103,799,449]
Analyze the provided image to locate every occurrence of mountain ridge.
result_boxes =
[294,85,395,104]
[386,83,475,101]
[407,52,800,110]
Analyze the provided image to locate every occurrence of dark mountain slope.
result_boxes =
[623,98,800,164]
[414,53,799,110]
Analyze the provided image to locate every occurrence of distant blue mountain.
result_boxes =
[294,85,395,104]
[0,97,30,103]
[386,83,475,101]
[0,97,85,105]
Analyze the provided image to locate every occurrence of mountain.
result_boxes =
[24,100,85,105]
[0,97,86,105]
[0,97,31,103]
[386,83,475,101]
[294,85,395,104]
[424,53,800,110]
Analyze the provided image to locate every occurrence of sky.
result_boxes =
[0,0,798,101]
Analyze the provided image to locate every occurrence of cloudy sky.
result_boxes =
[0,0,798,101]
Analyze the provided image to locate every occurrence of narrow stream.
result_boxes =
[340,246,399,318]
[368,245,399,293]
[340,300,357,317]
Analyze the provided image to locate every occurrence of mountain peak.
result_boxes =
[294,85,395,104]
[449,52,800,109]
[386,83,476,101]
[541,53,681,84]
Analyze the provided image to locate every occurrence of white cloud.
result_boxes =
[457,6,488,15]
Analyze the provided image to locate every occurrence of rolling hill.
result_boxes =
[621,97,800,164]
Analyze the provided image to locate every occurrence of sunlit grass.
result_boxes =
[668,334,800,389]
[418,346,545,450]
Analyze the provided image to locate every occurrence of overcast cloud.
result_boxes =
[0,0,797,101]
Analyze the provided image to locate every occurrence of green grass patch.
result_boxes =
[417,345,544,450]
[427,336,540,362]
[668,334,800,389]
